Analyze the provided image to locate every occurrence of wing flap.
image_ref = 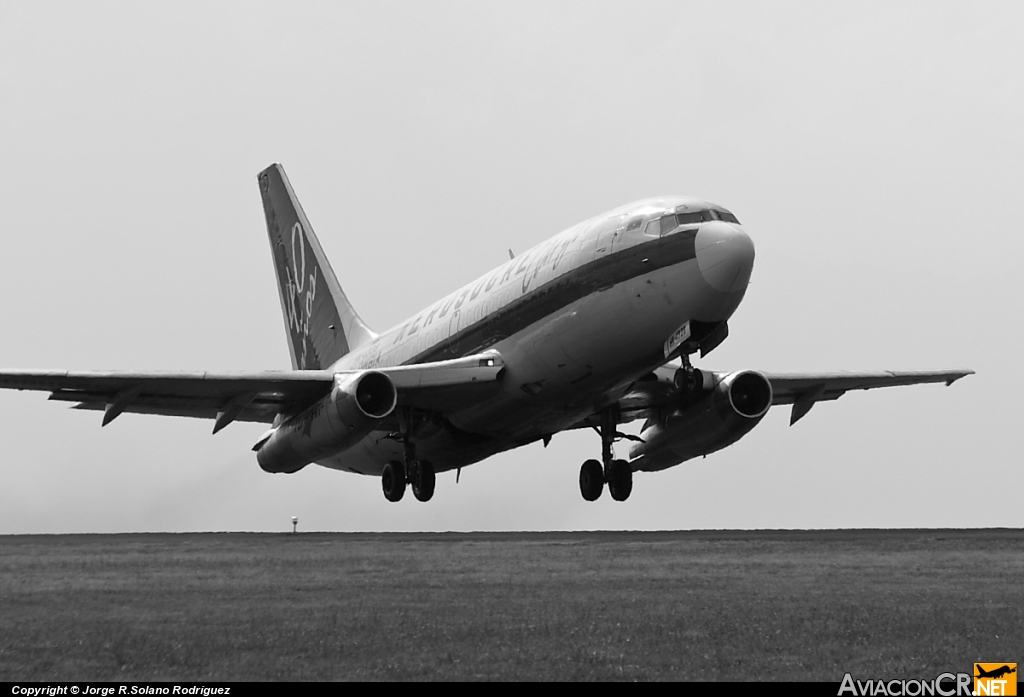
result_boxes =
[54,391,282,424]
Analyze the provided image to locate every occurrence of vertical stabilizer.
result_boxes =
[258,164,376,370]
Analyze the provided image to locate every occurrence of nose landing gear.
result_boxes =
[673,352,704,396]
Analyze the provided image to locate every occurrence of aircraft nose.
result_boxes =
[695,221,755,293]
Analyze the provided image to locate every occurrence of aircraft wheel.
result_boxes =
[579,459,604,501]
[411,460,435,502]
[382,460,406,502]
[608,459,633,501]
[674,367,704,394]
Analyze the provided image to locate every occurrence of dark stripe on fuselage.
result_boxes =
[404,229,699,365]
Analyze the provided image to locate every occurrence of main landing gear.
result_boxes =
[578,408,634,502]
[382,411,436,503]
[381,459,435,502]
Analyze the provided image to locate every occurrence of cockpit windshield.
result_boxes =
[645,207,741,236]
[674,209,716,227]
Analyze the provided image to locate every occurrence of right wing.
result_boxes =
[0,352,506,433]
[0,369,336,431]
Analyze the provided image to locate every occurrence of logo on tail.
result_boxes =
[281,221,321,369]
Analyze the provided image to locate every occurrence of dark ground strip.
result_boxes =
[1,529,1021,681]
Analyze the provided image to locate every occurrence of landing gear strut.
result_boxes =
[578,407,633,502]
[381,409,436,503]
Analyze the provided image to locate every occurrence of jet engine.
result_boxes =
[629,370,772,472]
[256,371,398,473]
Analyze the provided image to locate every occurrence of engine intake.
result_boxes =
[728,370,772,418]
[353,370,398,419]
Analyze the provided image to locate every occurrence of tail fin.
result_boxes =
[258,164,376,370]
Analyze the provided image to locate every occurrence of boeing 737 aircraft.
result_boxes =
[0,165,972,503]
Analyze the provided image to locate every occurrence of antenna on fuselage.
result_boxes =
[508,249,515,260]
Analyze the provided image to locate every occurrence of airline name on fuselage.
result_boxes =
[391,223,584,345]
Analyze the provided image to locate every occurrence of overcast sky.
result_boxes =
[0,1,1019,533]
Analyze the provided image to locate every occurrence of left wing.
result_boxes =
[765,370,974,425]
[0,352,506,433]
[607,366,974,426]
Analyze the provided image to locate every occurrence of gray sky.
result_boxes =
[0,1,1019,533]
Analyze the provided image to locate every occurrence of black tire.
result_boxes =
[382,460,406,502]
[674,367,703,394]
[608,459,633,501]
[579,459,604,501]
[412,460,436,502]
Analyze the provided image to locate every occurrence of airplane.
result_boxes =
[0,164,973,503]
[976,666,1017,680]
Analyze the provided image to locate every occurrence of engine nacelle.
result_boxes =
[256,371,398,473]
[629,370,772,472]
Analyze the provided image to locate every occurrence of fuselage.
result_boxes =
[321,196,755,475]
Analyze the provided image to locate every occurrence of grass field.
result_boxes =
[1,530,1021,681]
